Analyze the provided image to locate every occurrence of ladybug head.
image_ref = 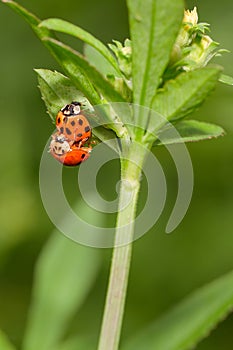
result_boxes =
[61,101,81,116]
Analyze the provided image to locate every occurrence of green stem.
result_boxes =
[97,143,147,350]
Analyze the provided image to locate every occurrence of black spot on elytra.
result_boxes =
[71,120,75,126]
[66,128,72,135]
[58,146,61,151]
[81,153,86,159]
[60,127,64,133]
[85,125,90,132]
[78,119,83,126]
[62,149,65,154]
[57,117,61,124]
[63,117,68,123]
[77,133,83,138]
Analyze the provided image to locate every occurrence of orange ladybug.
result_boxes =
[56,101,91,147]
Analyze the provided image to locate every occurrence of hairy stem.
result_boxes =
[98,143,147,350]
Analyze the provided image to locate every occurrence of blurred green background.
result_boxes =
[0,0,233,348]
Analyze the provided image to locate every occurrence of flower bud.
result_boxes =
[108,39,132,79]
[183,7,198,29]
[182,35,219,71]
[169,7,222,74]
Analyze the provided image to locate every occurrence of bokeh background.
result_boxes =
[0,0,232,348]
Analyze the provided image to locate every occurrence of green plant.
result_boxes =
[1,1,233,350]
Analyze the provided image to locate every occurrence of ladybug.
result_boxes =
[50,132,91,167]
[50,133,71,155]
[56,101,92,147]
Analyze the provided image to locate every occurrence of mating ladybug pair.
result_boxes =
[50,102,92,166]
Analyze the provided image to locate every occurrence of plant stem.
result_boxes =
[98,143,147,350]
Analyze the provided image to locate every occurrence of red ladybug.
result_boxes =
[50,132,91,166]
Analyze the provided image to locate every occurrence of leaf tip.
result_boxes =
[165,226,173,234]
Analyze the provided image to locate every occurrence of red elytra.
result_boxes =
[50,143,91,166]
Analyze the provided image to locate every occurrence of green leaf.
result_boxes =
[43,37,127,103]
[35,69,94,122]
[35,68,126,141]
[154,120,225,146]
[122,270,233,350]
[43,40,101,106]
[84,44,120,77]
[150,66,222,131]
[40,18,121,76]
[41,38,129,137]
[2,0,101,106]
[127,0,183,107]
[0,330,16,350]
[22,232,101,350]
[3,0,128,136]
[219,74,233,86]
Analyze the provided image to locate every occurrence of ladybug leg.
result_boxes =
[81,146,92,153]
[77,137,89,148]
[76,143,92,153]
[90,139,97,146]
